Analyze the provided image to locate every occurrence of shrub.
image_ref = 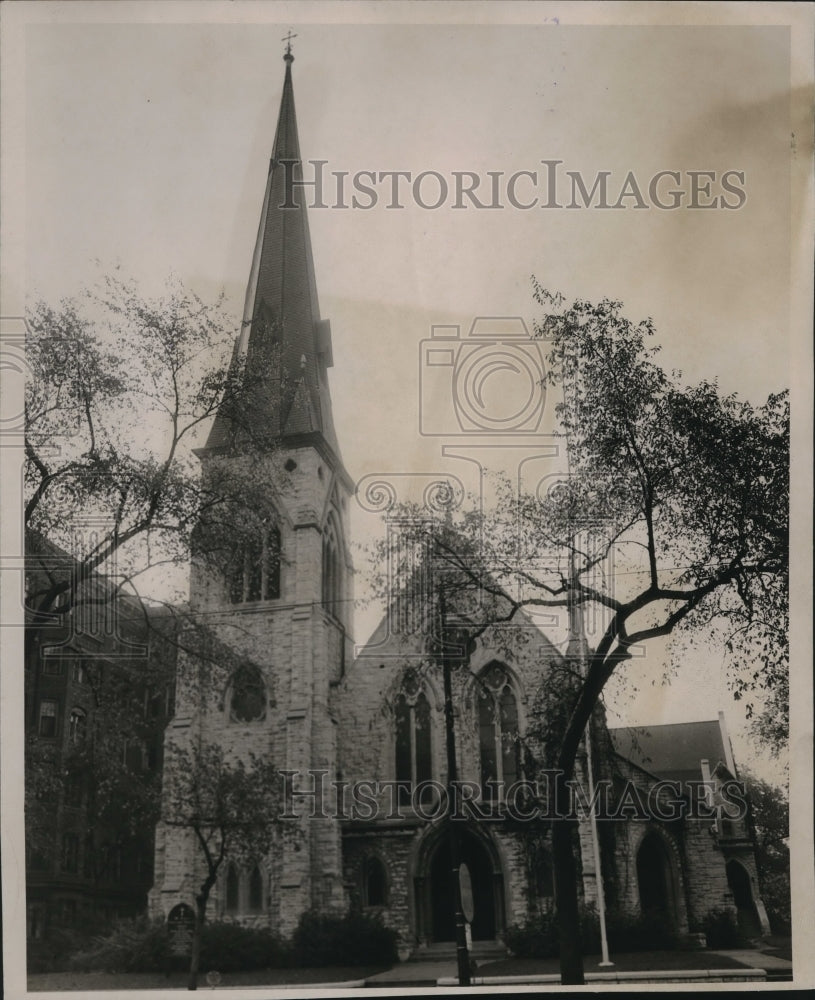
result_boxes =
[506,905,680,959]
[505,911,558,959]
[67,916,290,974]
[606,908,680,952]
[28,927,101,974]
[200,921,290,972]
[68,917,172,973]
[291,910,398,967]
[701,908,750,949]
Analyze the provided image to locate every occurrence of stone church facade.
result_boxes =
[149,51,769,955]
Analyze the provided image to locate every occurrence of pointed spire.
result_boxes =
[205,45,342,462]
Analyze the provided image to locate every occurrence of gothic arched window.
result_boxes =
[477,663,521,801]
[228,523,281,604]
[248,865,264,912]
[363,856,387,907]
[225,864,239,914]
[228,665,267,723]
[322,513,343,619]
[395,670,433,805]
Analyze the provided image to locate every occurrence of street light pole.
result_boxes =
[438,587,471,987]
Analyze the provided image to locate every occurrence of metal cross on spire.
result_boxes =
[282,30,297,57]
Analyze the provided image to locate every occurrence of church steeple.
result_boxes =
[205,46,341,460]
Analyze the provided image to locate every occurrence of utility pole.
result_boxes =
[438,587,471,987]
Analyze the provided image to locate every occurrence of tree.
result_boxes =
[742,771,790,935]
[161,738,286,990]
[366,286,788,984]
[23,272,287,937]
[24,271,280,634]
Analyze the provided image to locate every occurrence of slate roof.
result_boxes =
[609,718,737,785]
[205,51,342,464]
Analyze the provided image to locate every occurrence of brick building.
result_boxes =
[25,530,176,941]
[149,49,769,956]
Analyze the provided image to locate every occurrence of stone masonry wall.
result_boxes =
[150,443,351,937]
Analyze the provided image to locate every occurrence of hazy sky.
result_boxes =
[5,2,810,784]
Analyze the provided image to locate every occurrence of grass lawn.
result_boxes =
[476,949,755,978]
[27,966,388,991]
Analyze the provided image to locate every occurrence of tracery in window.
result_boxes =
[395,669,433,805]
[223,863,267,915]
[477,663,521,801]
[228,523,281,604]
[228,665,267,723]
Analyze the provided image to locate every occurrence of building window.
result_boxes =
[65,770,85,807]
[38,700,58,738]
[228,665,267,723]
[395,670,432,805]
[229,525,281,604]
[61,833,79,873]
[363,856,387,907]
[225,864,239,914]
[69,707,87,743]
[248,865,264,912]
[71,661,86,684]
[27,905,45,940]
[477,663,520,801]
[42,658,63,675]
[123,739,147,772]
[322,513,343,618]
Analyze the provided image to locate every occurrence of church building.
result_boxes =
[149,49,770,957]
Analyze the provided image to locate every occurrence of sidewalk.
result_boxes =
[364,946,792,988]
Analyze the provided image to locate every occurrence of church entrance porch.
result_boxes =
[636,831,681,930]
[416,826,503,945]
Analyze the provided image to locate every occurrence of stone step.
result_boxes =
[408,940,507,962]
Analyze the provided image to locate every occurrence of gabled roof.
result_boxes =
[609,718,737,785]
[205,50,342,464]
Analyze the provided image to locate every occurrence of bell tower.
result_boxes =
[151,45,353,933]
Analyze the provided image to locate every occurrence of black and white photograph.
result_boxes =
[1,2,812,996]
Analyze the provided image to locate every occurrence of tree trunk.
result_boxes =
[552,665,610,984]
[552,782,584,984]
[188,893,207,991]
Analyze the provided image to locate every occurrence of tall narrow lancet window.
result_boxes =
[322,513,343,619]
[229,523,281,604]
[248,865,264,912]
[225,864,239,914]
[477,663,521,801]
[363,856,387,907]
[394,670,433,804]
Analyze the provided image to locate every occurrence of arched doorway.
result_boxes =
[726,861,761,938]
[636,831,679,928]
[427,829,497,942]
